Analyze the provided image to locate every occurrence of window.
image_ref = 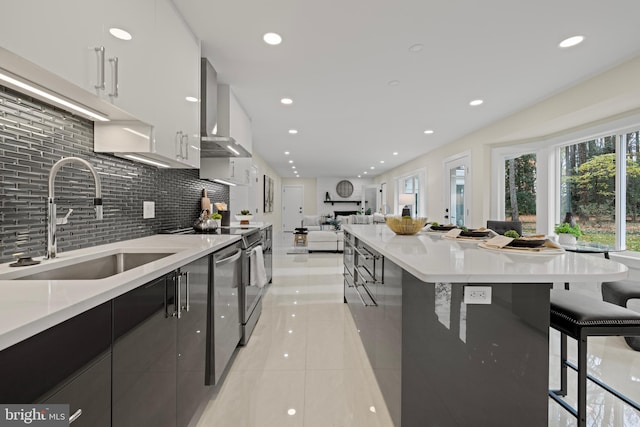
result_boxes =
[559,136,616,246]
[493,115,640,251]
[505,154,537,234]
[626,130,640,250]
[396,170,426,216]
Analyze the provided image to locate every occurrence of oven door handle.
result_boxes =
[215,248,242,266]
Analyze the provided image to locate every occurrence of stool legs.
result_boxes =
[577,336,587,427]
[558,333,568,396]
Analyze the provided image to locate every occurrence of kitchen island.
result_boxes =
[343,224,628,427]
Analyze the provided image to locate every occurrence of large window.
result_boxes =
[559,136,616,246]
[626,130,640,250]
[505,154,536,234]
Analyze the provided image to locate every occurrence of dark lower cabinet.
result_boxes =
[0,301,112,426]
[112,255,211,427]
[344,240,402,427]
[176,255,210,427]
[112,273,177,427]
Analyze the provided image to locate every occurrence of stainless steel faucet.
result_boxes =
[47,157,103,259]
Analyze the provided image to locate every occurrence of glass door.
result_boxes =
[444,154,471,226]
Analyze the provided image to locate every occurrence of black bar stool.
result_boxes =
[602,280,640,351]
[549,289,640,427]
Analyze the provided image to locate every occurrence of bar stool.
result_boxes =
[549,289,640,427]
[602,279,640,350]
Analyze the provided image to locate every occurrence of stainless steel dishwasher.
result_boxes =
[206,242,242,385]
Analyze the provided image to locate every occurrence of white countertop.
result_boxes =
[344,224,628,284]
[0,234,241,351]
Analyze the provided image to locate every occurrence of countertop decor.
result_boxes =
[385,216,428,235]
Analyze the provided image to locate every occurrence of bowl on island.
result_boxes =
[385,216,428,235]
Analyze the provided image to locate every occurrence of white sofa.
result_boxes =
[307,231,344,252]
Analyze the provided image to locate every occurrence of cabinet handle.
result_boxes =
[94,46,105,90]
[69,409,82,424]
[175,273,182,319]
[181,134,189,160]
[184,271,190,313]
[175,131,183,159]
[108,57,119,98]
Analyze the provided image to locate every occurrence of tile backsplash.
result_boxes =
[0,85,229,263]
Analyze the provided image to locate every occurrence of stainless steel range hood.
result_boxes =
[200,58,251,158]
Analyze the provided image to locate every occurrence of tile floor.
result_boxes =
[196,232,640,427]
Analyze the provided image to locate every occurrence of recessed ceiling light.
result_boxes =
[370,166,375,170]
[558,35,584,48]
[287,409,296,416]
[424,129,434,134]
[393,152,398,156]
[284,151,290,155]
[469,99,484,106]
[292,166,296,169]
[109,28,132,41]
[288,160,293,163]
[388,80,400,86]
[281,98,293,105]
[263,32,282,45]
[288,129,298,134]
[357,175,361,178]
[380,160,384,164]
[185,96,198,103]
[363,171,368,174]
[408,43,424,52]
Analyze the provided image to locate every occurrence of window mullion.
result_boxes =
[616,134,627,250]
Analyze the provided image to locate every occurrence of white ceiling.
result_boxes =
[174,0,640,179]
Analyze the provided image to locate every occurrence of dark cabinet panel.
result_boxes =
[43,353,111,427]
[0,301,111,406]
[177,255,211,427]
[344,240,401,427]
[112,274,177,427]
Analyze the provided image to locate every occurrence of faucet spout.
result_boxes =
[47,157,103,259]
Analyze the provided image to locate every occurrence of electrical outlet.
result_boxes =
[143,201,155,219]
[463,286,492,304]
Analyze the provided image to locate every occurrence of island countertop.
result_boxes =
[0,234,241,351]
[344,224,628,284]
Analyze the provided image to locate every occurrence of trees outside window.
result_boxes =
[505,154,536,234]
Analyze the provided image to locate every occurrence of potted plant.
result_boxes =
[210,212,222,227]
[555,222,583,245]
[235,209,253,225]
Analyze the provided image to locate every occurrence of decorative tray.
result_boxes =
[507,238,547,248]
[478,242,565,255]
[429,225,457,231]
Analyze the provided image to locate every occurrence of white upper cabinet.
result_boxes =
[151,0,200,168]
[0,0,200,169]
[0,0,155,121]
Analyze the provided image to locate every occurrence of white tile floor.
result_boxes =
[196,232,640,427]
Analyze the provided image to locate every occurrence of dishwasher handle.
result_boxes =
[215,248,242,266]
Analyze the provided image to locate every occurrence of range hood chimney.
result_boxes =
[200,58,251,158]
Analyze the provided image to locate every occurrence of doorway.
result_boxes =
[282,185,304,232]
[444,153,471,226]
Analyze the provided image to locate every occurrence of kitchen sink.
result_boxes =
[14,252,174,280]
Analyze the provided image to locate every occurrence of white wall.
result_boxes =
[375,55,640,228]
[316,177,373,216]
[250,153,282,232]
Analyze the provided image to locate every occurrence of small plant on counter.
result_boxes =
[504,230,520,239]
[239,210,251,215]
[210,213,222,220]
[431,221,439,226]
[554,222,583,238]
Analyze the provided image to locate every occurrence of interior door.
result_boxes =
[282,185,303,232]
[444,154,471,226]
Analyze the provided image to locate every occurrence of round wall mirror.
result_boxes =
[336,180,354,198]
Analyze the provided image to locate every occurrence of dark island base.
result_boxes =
[402,277,551,427]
